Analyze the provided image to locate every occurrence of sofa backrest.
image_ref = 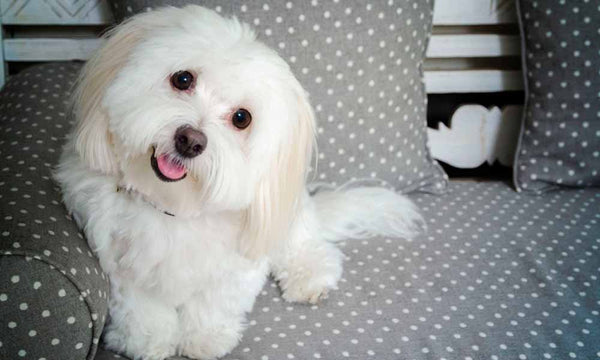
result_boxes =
[0,0,523,170]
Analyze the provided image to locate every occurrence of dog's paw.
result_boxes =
[179,324,242,360]
[282,277,332,304]
[103,326,176,360]
[278,245,343,304]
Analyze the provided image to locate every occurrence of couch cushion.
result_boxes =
[220,181,599,360]
[514,0,600,192]
[109,0,448,194]
[0,62,109,360]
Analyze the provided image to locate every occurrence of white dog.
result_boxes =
[55,5,423,360]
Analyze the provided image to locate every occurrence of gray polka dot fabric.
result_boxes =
[0,62,109,360]
[514,0,600,193]
[217,181,600,360]
[109,0,449,194]
[0,257,94,359]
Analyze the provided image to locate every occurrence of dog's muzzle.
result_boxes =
[150,126,207,182]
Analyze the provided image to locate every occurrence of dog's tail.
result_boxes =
[311,186,425,242]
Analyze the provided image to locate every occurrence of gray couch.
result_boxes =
[1,62,599,360]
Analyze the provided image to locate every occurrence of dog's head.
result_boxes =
[72,5,315,257]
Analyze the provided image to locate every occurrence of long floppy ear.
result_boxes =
[71,20,145,174]
[241,85,316,260]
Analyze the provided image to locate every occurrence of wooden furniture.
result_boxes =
[0,0,523,169]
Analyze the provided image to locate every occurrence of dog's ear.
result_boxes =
[241,85,316,260]
[71,21,144,174]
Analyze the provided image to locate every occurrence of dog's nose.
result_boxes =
[174,126,207,158]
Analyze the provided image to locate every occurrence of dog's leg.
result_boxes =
[271,192,344,304]
[177,261,268,359]
[272,186,424,304]
[103,283,179,360]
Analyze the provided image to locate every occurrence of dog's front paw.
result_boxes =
[278,244,343,304]
[103,326,176,360]
[179,324,242,360]
[281,275,333,304]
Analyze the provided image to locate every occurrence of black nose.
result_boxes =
[174,126,207,158]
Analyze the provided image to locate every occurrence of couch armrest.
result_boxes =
[0,62,109,360]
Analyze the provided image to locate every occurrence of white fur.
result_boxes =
[55,6,424,360]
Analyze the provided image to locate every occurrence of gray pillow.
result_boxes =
[514,0,600,192]
[109,0,448,194]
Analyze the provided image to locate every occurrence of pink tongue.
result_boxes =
[156,154,186,180]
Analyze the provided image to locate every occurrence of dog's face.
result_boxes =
[72,6,315,256]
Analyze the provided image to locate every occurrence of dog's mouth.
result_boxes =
[150,149,187,182]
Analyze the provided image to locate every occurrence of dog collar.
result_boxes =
[116,186,175,217]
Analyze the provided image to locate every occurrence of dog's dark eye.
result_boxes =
[232,109,252,130]
[170,70,194,91]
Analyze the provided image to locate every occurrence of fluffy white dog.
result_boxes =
[55,5,423,360]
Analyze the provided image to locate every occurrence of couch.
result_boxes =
[1,0,599,358]
[0,62,598,360]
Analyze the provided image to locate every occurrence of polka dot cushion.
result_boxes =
[109,0,449,194]
[0,62,109,360]
[219,181,600,360]
[93,181,599,360]
[514,0,600,192]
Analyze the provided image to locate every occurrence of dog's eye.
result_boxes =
[170,70,194,91]
[232,109,252,130]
